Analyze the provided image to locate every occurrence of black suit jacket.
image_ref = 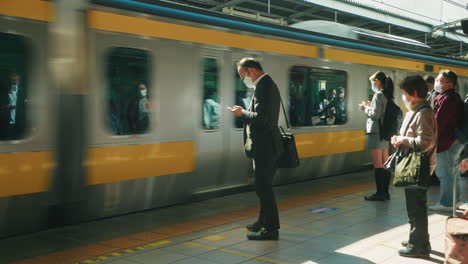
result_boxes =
[242,75,283,161]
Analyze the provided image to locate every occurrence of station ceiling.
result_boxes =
[161,0,468,60]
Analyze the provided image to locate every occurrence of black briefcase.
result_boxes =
[278,126,300,168]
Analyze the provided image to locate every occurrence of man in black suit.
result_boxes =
[0,72,27,140]
[228,58,283,240]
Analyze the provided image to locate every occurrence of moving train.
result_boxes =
[0,0,467,237]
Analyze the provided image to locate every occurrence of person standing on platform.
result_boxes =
[228,57,283,240]
[391,75,436,258]
[423,75,437,107]
[429,69,464,212]
[359,71,393,201]
[423,74,440,186]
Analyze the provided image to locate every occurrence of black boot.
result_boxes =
[402,187,430,258]
[364,168,386,201]
[382,169,391,200]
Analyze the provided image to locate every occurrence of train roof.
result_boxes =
[91,0,468,69]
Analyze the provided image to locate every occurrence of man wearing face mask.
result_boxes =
[429,69,464,212]
[423,75,437,107]
[129,83,151,134]
[228,57,283,240]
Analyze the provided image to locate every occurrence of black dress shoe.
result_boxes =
[246,222,262,232]
[385,193,390,200]
[364,193,386,201]
[398,247,430,258]
[247,228,279,241]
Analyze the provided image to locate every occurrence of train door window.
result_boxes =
[0,33,31,141]
[202,58,220,130]
[289,66,347,127]
[106,47,151,135]
[233,65,253,128]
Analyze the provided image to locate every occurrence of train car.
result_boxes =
[0,0,467,238]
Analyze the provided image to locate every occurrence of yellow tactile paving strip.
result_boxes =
[15,182,373,264]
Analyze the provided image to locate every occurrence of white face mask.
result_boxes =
[371,84,379,93]
[140,89,147,97]
[434,82,444,93]
[243,76,255,89]
[402,94,411,109]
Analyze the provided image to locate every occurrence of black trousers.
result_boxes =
[405,187,430,250]
[253,157,279,231]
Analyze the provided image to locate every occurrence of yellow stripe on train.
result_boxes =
[87,10,319,59]
[0,151,53,197]
[86,141,196,185]
[296,130,367,158]
[0,0,53,22]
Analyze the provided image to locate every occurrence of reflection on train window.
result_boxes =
[202,58,220,129]
[234,65,253,128]
[0,33,30,141]
[106,47,151,135]
[461,81,468,101]
[289,66,347,127]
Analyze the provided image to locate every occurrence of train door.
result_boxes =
[194,49,229,193]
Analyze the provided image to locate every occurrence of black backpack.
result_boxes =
[380,99,403,141]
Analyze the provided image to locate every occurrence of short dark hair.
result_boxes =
[439,69,457,87]
[399,75,428,99]
[237,57,263,71]
[423,75,434,85]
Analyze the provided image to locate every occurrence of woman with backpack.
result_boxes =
[359,71,394,201]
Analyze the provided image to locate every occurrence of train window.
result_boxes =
[289,66,347,127]
[202,58,220,130]
[106,47,151,135]
[0,33,30,141]
[234,65,253,128]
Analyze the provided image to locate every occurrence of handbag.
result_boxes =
[277,97,300,168]
[393,105,431,187]
[393,146,430,187]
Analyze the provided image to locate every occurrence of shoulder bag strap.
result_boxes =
[279,96,290,130]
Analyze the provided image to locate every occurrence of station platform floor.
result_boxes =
[4,169,468,264]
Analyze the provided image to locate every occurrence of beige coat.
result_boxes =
[399,102,437,174]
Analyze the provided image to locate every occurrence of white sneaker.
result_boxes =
[456,202,468,210]
[428,203,452,212]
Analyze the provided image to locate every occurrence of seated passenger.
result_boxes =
[321,87,346,125]
[128,83,150,134]
[390,75,436,258]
